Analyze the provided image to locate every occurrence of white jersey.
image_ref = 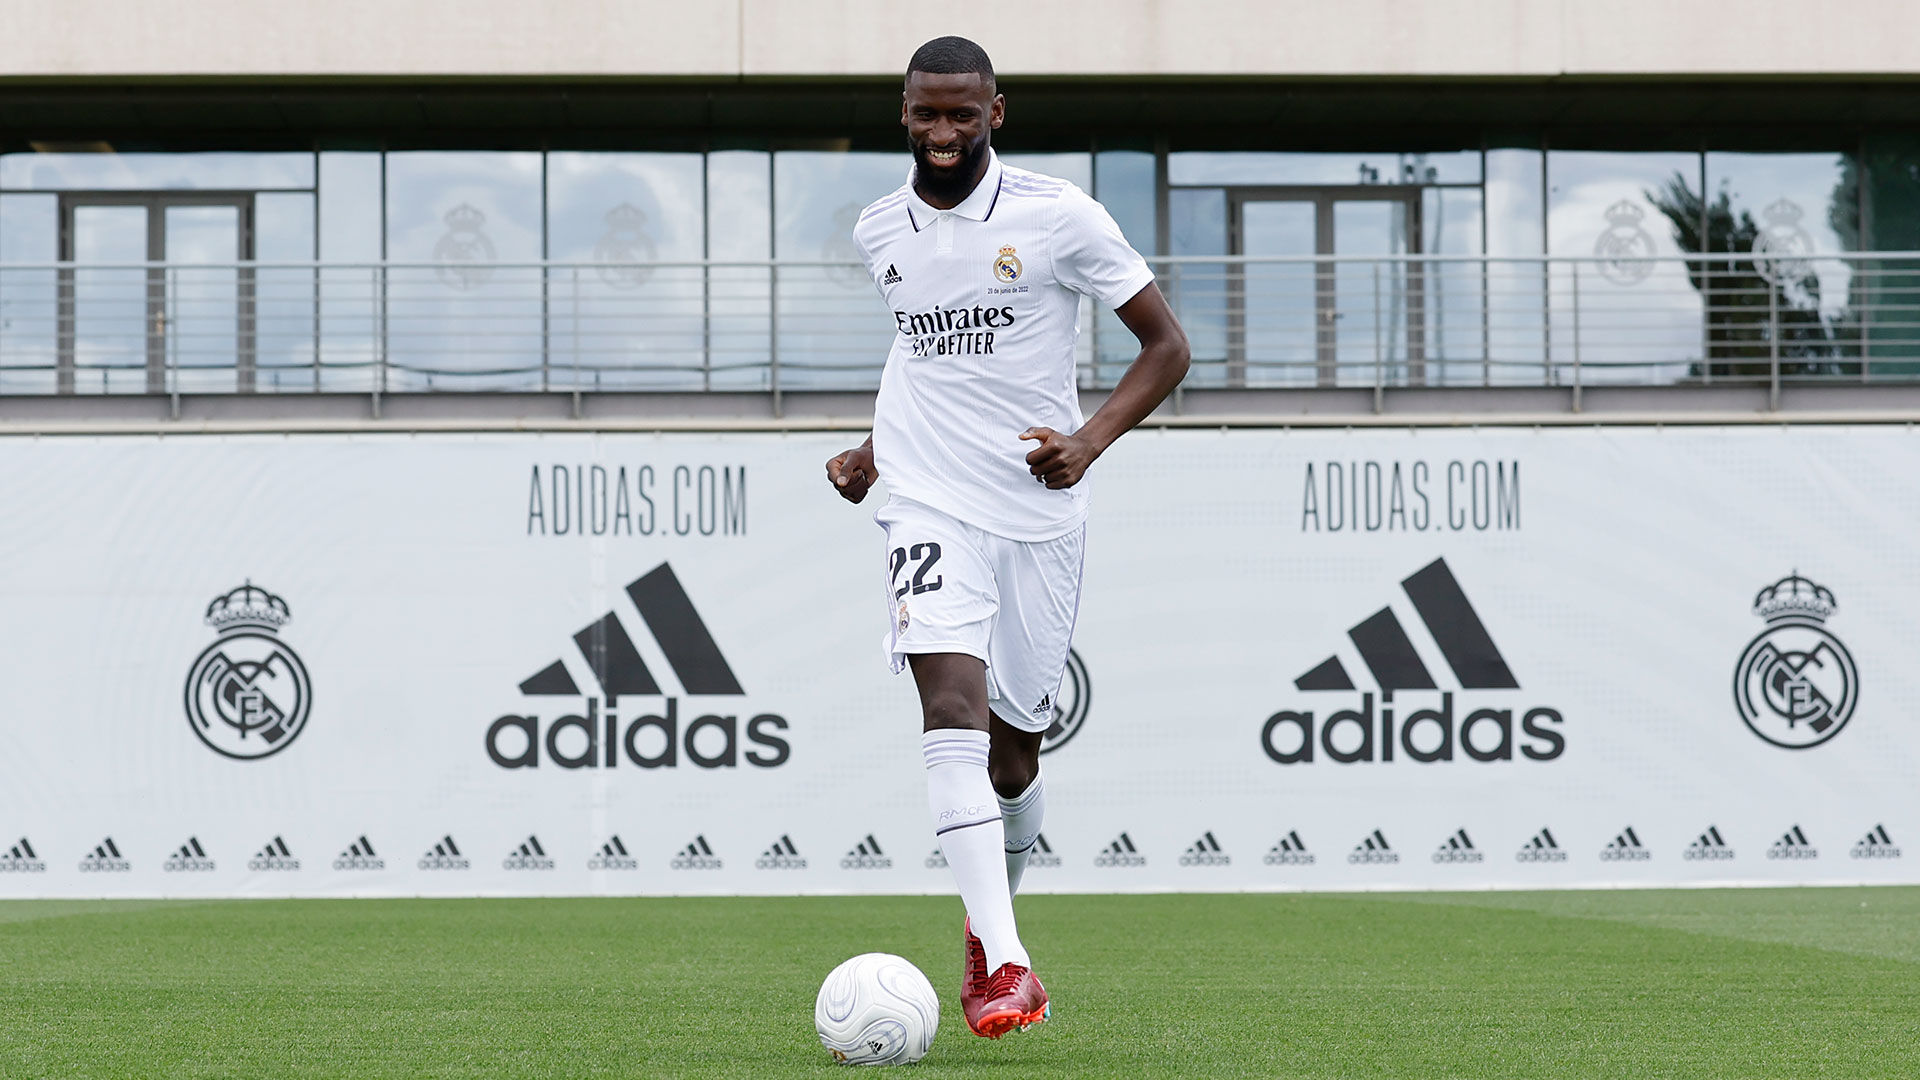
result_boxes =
[853,150,1155,541]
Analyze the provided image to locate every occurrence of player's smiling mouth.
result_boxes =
[924,147,963,167]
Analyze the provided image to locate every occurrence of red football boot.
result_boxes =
[960,919,992,1035]
[972,962,1050,1039]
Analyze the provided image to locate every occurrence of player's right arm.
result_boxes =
[826,436,879,503]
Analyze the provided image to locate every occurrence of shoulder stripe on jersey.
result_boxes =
[858,191,910,223]
[982,172,1005,221]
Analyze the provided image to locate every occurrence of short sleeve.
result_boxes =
[1051,186,1156,310]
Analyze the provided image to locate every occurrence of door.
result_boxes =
[1229,188,1423,388]
[58,193,254,394]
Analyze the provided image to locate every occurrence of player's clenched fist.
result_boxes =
[1019,427,1098,489]
[826,442,879,503]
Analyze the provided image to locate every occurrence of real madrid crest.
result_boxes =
[183,582,312,760]
[593,203,658,289]
[1594,200,1656,286]
[1733,572,1857,750]
[433,203,496,290]
[1751,197,1815,286]
[993,245,1023,284]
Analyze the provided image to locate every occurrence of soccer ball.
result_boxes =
[813,952,940,1066]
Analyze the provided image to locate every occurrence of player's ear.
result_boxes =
[901,92,910,128]
[989,93,1005,130]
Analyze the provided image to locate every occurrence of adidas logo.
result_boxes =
[163,836,216,873]
[671,835,722,870]
[756,834,805,870]
[1179,831,1230,867]
[882,263,902,286]
[1093,832,1146,868]
[1266,557,1564,765]
[489,562,790,771]
[588,835,637,871]
[1852,824,1900,860]
[418,835,470,871]
[248,836,299,872]
[333,835,384,871]
[0,837,46,873]
[924,846,948,870]
[1515,827,1567,864]
[1028,832,1061,869]
[1766,825,1818,861]
[1263,829,1314,866]
[1432,828,1484,864]
[1348,829,1398,864]
[1683,825,1735,862]
[78,837,130,873]
[840,834,891,870]
[1600,826,1652,862]
[1030,694,1051,717]
[504,835,555,871]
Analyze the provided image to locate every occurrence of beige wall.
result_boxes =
[2,0,1916,79]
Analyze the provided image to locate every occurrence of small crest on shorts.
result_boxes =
[993,245,1023,284]
[897,601,911,633]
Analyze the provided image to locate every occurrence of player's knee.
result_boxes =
[920,690,983,732]
[988,753,1038,797]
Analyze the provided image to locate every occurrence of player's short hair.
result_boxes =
[905,36,995,88]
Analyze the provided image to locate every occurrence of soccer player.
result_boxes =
[824,36,1189,1039]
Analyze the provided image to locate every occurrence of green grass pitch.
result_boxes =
[2,888,1917,1078]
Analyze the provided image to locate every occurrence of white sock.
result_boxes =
[924,729,1029,971]
[999,773,1045,896]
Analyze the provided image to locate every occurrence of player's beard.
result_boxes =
[911,132,990,206]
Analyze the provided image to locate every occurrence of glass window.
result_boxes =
[546,152,706,391]
[1169,151,1481,187]
[774,152,903,391]
[708,151,771,390]
[1547,150,1704,384]
[1167,188,1228,386]
[384,152,543,390]
[1704,153,1857,376]
[0,151,314,191]
[1000,153,1092,190]
[255,193,317,392]
[0,193,58,392]
[1484,149,1546,386]
[1422,188,1487,386]
[317,153,382,391]
[1091,150,1159,383]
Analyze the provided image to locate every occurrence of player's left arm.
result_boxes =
[1022,282,1190,489]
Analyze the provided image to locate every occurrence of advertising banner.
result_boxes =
[1,426,1915,896]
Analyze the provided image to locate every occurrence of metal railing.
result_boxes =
[2,253,1916,407]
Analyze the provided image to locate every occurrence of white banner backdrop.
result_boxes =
[1,426,1916,897]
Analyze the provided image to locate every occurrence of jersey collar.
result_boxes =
[905,149,1004,232]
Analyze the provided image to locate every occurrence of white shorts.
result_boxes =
[874,496,1086,734]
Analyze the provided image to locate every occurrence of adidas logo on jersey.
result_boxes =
[671,835,722,870]
[334,835,384,871]
[1683,825,1735,861]
[588,835,637,871]
[881,263,902,286]
[1851,824,1900,859]
[163,836,216,873]
[1094,832,1146,868]
[1030,694,1052,717]
[840,834,891,870]
[79,837,130,873]
[757,834,806,870]
[1266,558,1564,765]
[490,562,790,772]
[1179,831,1230,867]
[418,835,469,871]
[503,835,555,871]
[1515,827,1567,863]
[1432,828,1484,864]
[1263,830,1315,866]
[1766,825,1818,860]
[248,836,299,872]
[0,837,46,873]
[1600,826,1651,862]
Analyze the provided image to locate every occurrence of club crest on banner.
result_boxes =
[1733,572,1857,749]
[184,581,312,761]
